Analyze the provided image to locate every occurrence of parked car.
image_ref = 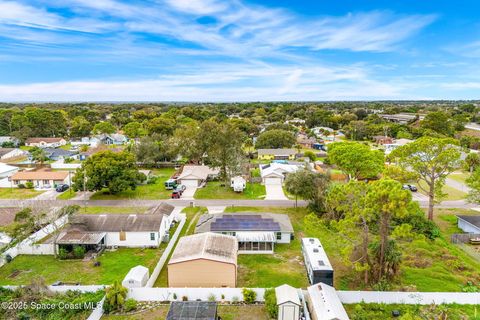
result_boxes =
[402,184,418,192]
[165,179,177,190]
[55,184,69,192]
[171,190,181,199]
[175,184,186,194]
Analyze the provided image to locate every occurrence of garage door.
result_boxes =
[180,179,199,187]
[264,177,282,185]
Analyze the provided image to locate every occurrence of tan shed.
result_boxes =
[168,232,238,288]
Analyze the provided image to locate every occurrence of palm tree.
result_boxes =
[104,281,128,312]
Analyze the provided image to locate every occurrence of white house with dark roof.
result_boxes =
[457,215,480,234]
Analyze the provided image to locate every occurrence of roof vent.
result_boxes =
[313,248,319,253]
[318,260,325,266]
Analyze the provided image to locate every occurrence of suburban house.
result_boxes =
[42,148,77,161]
[0,163,19,178]
[380,113,424,124]
[276,284,301,320]
[384,138,414,155]
[168,232,238,288]
[25,137,67,148]
[306,283,349,320]
[148,202,178,229]
[55,213,171,251]
[284,118,306,126]
[372,135,394,145]
[457,215,480,234]
[259,162,304,185]
[96,133,128,145]
[11,169,70,189]
[167,302,217,320]
[79,146,123,160]
[230,176,246,192]
[195,212,294,254]
[122,265,149,288]
[258,149,296,161]
[297,133,317,148]
[176,165,219,187]
[0,148,27,161]
[70,137,101,148]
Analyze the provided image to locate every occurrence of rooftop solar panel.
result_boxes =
[210,215,281,231]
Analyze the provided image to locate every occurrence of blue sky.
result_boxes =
[0,0,480,101]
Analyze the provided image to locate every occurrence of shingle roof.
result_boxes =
[0,148,17,157]
[457,215,480,228]
[149,203,175,216]
[257,148,296,156]
[177,165,219,180]
[12,170,69,180]
[0,207,20,226]
[69,214,163,232]
[26,137,65,143]
[169,232,237,265]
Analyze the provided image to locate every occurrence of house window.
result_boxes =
[276,232,282,240]
[150,233,155,241]
[13,180,19,185]
[119,231,126,241]
[43,180,49,184]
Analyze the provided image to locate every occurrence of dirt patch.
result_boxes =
[8,269,23,278]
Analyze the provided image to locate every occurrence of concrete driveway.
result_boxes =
[180,186,197,200]
[265,184,288,200]
[33,189,59,200]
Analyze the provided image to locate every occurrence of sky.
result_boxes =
[0,0,480,101]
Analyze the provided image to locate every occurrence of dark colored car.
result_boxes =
[402,184,418,192]
[56,184,69,192]
[171,190,181,199]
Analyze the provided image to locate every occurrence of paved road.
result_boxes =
[445,177,471,194]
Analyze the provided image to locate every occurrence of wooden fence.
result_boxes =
[451,233,480,244]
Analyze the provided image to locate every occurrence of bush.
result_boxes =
[73,245,86,259]
[304,150,316,162]
[173,293,177,300]
[58,248,68,260]
[147,176,158,184]
[207,293,216,302]
[25,182,34,189]
[242,288,256,304]
[182,296,188,301]
[124,298,137,312]
[17,183,25,189]
[264,288,277,318]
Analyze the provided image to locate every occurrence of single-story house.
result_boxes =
[177,165,219,187]
[168,232,238,288]
[457,215,480,234]
[384,138,414,155]
[0,163,19,178]
[122,265,149,288]
[11,170,70,189]
[297,133,317,149]
[372,135,394,145]
[70,137,101,148]
[0,148,26,161]
[149,202,177,227]
[0,136,19,147]
[96,133,128,145]
[259,162,302,185]
[230,176,246,192]
[25,137,67,148]
[79,146,123,160]
[195,212,294,254]
[258,149,296,161]
[56,213,171,250]
[285,118,306,126]
[42,148,77,161]
[167,302,217,320]
[276,284,301,320]
[306,283,349,320]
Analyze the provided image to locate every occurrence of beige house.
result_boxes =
[25,137,67,148]
[11,170,70,188]
[176,165,219,187]
[168,232,238,288]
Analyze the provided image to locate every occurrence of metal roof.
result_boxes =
[167,301,217,320]
[307,283,349,320]
[257,148,296,156]
[276,284,301,306]
[302,238,333,272]
[236,231,275,242]
[56,230,106,245]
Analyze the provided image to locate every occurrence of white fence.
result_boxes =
[146,215,186,287]
[0,212,66,267]
[338,291,480,305]
[3,285,104,293]
[129,287,266,302]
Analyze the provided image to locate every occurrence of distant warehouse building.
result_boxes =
[302,238,334,286]
[168,232,238,288]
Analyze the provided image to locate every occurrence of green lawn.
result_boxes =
[448,171,470,184]
[90,168,175,200]
[81,206,148,214]
[224,206,480,291]
[194,181,265,200]
[57,190,77,200]
[417,180,466,201]
[0,247,164,285]
[0,188,43,199]
[345,303,480,319]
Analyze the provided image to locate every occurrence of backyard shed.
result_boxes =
[168,232,238,288]
[276,284,301,320]
[230,175,246,192]
[122,265,149,288]
[166,301,217,320]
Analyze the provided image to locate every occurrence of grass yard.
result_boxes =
[102,305,269,320]
[345,303,480,319]
[57,190,77,200]
[81,206,148,214]
[224,206,480,291]
[448,171,471,184]
[0,188,44,199]
[194,181,265,200]
[417,180,466,201]
[0,247,164,285]
[90,168,175,200]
